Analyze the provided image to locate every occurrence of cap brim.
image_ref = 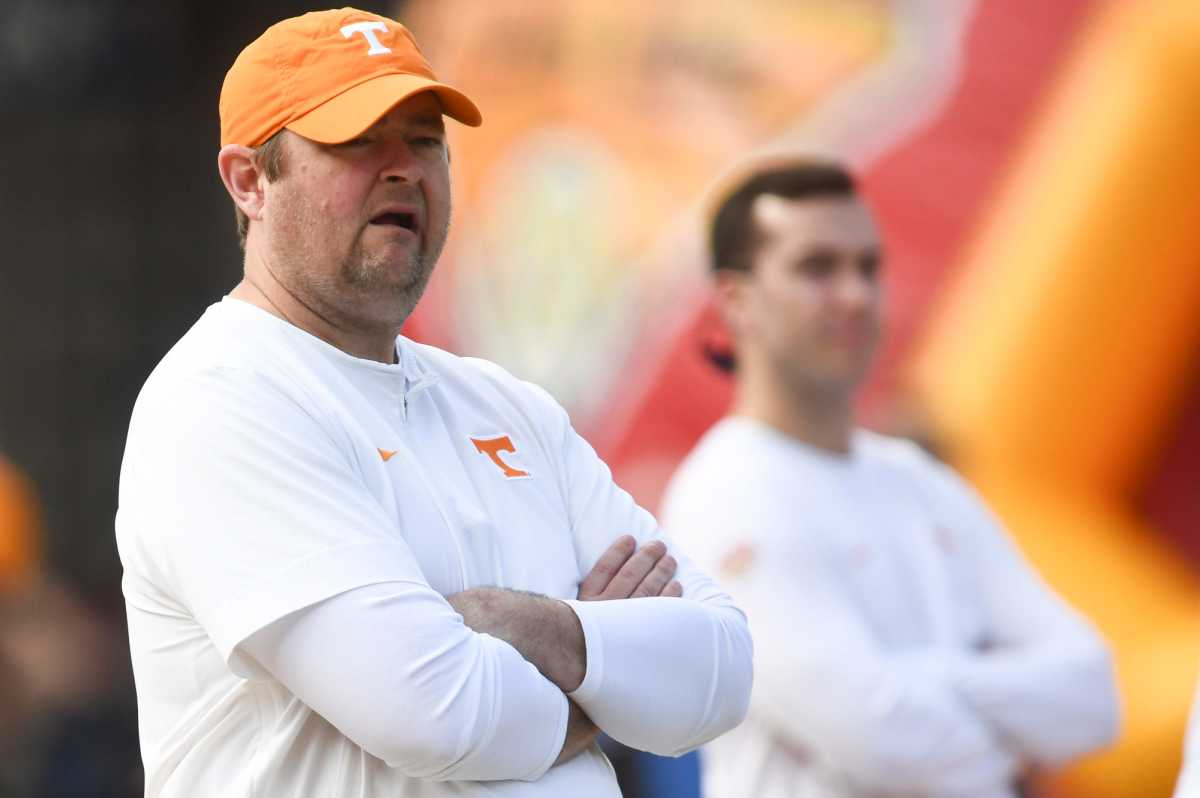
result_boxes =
[286,73,482,143]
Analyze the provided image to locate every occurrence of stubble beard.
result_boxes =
[270,198,451,334]
[339,212,450,329]
[340,240,430,324]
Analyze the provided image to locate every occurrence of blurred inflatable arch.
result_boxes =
[911,0,1200,795]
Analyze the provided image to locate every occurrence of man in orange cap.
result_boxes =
[115,9,751,797]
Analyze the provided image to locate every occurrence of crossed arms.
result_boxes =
[242,532,749,781]
[662,457,1118,797]
[743,538,1117,796]
[445,535,684,766]
[127,367,751,782]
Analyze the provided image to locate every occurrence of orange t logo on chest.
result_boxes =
[470,436,529,478]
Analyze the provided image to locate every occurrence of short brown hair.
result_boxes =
[709,159,856,274]
[233,130,289,249]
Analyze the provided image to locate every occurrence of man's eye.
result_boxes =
[412,136,444,149]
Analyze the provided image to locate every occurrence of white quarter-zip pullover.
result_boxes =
[116,298,752,797]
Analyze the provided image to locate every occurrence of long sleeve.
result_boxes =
[565,594,752,756]
[241,582,568,781]
[928,467,1121,765]
[544,390,752,756]
[658,447,1019,797]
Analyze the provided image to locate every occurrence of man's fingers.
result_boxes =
[601,540,667,600]
[579,537,682,601]
[578,535,636,599]
[632,554,676,598]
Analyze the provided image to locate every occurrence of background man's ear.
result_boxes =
[713,270,749,335]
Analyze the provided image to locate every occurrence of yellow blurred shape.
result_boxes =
[913,0,1200,795]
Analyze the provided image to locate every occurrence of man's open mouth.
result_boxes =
[369,212,418,232]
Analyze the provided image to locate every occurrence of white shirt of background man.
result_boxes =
[661,416,1119,798]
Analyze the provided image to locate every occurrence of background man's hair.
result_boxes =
[233,130,288,250]
[709,158,857,274]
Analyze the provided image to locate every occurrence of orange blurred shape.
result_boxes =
[0,457,41,591]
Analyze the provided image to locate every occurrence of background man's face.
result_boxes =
[735,194,883,395]
[260,92,452,333]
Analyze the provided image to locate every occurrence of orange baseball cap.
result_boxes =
[219,7,481,148]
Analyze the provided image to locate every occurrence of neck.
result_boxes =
[232,245,400,364]
[732,356,856,455]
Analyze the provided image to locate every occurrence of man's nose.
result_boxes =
[836,269,877,311]
[380,143,421,184]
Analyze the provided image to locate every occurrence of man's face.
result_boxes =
[729,194,882,395]
[259,92,452,333]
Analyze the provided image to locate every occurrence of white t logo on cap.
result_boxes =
[341,21,392,56]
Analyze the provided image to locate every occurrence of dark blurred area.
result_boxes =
[0,2,389,794]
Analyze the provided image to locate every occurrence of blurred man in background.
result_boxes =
[116,8,750,797]
[660,158,1120,797]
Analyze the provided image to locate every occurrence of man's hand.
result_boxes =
[578,535,683,601]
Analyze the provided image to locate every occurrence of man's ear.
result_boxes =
[714,269,749,336]
[217,145,266,222]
